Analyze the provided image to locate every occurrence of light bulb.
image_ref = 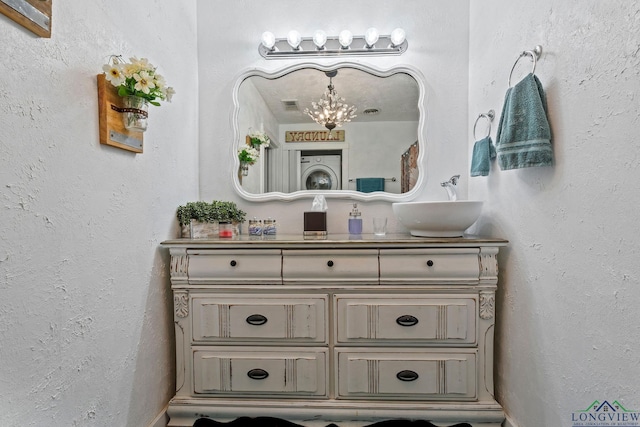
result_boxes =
[338,30,353,48]
[287,30,302,50]
[364,27,379,48]
[313,30,327,49]
[261,31,276,50]
[390,28,406,47]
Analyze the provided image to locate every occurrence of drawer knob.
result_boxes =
[230,260,237,267]
[327,260,334,267]
[247,368,269,380]
[396,314,419,327]
[426,260,434,267]
[246,314,268,326]
[396,370,419,382]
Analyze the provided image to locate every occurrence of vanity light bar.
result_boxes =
[259,28,408,59]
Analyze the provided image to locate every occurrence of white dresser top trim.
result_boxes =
[162,233,508,249]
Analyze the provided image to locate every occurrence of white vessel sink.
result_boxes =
[392,201,483,237]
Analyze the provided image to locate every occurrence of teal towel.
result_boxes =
[496,73,553,170]
[356,178,384,193]
[470,137,496,177]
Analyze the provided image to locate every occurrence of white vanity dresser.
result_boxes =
[161,234,507,427]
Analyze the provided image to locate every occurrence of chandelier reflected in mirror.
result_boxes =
[303,70,357,132]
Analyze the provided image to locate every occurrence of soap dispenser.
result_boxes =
[348,203,362,234]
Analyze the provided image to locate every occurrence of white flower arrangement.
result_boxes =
[248,130,271,148]
[102,56,175,106]
[238,146,260,165]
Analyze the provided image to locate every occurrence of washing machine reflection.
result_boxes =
[299,151,342,191]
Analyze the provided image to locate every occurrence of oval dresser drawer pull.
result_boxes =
[396,314,419,327]
[396,370,419,382]
[426,259,434,267]
[245,314,268,325]
[230,260,237,267]
[247,368,269,380]
[327,260,334,267]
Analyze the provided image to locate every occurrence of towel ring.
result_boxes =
[473,110,495,140]
[508,45,543,87]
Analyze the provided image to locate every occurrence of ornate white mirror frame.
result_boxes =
[231,61,427,202]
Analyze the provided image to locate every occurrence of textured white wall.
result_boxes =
[8,2,635,426]
[197,0,470,234]
[0,2,198,426]
[468,1,640,426]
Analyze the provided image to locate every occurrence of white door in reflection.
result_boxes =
[299,154,341,190]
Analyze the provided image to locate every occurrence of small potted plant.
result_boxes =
[211,200,247,237]
[176,200,247,238]
[176,201,216,238]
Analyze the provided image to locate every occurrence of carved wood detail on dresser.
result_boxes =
[161,235,507,427]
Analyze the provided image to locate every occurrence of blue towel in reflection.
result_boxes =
[356,178,385,193]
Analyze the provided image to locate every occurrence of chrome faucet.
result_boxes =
[440,175,460,201]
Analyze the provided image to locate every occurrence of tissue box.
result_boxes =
[304,212,327,237]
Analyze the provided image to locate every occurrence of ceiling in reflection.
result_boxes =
[248,68,420,125]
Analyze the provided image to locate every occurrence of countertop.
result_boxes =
[161,233,508,249]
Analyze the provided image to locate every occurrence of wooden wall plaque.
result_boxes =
[285,130,345,142]
[97,74,144,153]
[0,0,52,38]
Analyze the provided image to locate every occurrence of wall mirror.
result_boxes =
[231,62,426,202]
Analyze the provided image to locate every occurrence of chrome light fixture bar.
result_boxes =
[259,28,407,59]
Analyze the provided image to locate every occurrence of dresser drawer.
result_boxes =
[335,295,476,345]
[282,249,379,283]
[187,249,282,283]
[192,294,327,343]
[193,348,327,397]
[336,349,476,400]
[379,249,479,283]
